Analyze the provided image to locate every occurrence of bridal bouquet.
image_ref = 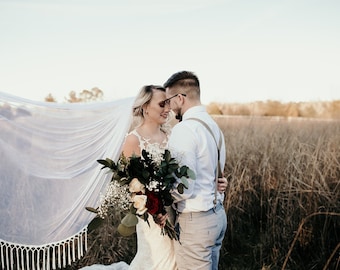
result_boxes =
[86,149,195,240]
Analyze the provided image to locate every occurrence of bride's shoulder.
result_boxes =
[122,130,141,157]
[124,130,142,146]
[126,129,140,139]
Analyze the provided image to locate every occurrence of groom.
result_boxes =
[163,71,227,270]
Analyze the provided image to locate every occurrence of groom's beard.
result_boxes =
[175,108,183,122]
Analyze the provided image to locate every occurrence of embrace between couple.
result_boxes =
[84,71,228,270]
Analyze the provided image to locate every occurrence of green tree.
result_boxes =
[45,87,103,103]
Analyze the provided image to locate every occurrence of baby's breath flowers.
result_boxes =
[97,181,130,219]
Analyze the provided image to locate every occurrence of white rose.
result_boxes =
[129,178,145,193]
[132,194,148,215]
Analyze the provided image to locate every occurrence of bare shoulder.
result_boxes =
[125,132,139,144]
[122,132,140,157]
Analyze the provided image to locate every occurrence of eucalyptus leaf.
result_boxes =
[118,223,136,236]
[180,165,188,175]
[121,213,139,227]
[180,176,189,188]
[130,204,137,214]
[169,163,178,170]
[168,157,177,163]
[187,168,196,180]
[165,174,175,181]
[85,207,98,214]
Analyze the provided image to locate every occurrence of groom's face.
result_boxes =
[165,88,182,119]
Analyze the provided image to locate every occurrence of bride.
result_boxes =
[81,85,227,270]
[120,84,176,269]
[82,85,177,270]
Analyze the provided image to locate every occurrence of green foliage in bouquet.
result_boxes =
[86,149,195,240]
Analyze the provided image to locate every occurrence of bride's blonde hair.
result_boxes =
[131,85,172,134]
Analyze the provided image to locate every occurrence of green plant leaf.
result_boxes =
[121,213,138,227]
[177,183,184,194]
[97,159,110,167]
[187,168,196,180]
[142,170,150,179]
[180,176,189,188]
[129,204,137,214]
[97,158,117,170]
[87,216,104,232]
[179,165,188,175]
[85,206,98,214]
[118,223,136,236]
[164,150,171,162]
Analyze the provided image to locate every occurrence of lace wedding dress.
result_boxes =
[81,130,177,270]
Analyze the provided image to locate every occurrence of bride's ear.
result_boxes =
[142,104,149,117]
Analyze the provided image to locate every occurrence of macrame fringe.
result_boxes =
[0,227,87,270]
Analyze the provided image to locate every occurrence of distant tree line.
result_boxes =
[42,87,340,119]
[45,87,103,103]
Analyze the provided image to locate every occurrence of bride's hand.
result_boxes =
[217,177,228,193]
[154,213,168,228]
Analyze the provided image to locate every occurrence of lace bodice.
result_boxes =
[129,129,168,160]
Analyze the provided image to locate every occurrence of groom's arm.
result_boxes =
[168,125,197,203]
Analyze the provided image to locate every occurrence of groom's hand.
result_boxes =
[217,177,228,193]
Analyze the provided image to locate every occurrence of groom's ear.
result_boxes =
[178,94,186,104]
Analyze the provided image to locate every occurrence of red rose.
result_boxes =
[145,190,162,215]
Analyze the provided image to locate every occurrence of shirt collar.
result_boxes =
[182,105,206,121]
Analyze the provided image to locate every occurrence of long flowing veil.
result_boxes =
[0,92,134,270]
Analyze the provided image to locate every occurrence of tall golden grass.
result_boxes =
[214,116,340,269]
[71,116,339,270]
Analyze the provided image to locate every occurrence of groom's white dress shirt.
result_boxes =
[168,105,226,214]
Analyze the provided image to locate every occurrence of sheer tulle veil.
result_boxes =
[0,92,134,270]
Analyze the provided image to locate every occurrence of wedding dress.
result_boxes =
[81,130,177,270]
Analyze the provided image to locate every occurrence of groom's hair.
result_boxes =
[164,71,200,99]
[163,71,200,89]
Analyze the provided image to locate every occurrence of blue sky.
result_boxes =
[1,0,339,104]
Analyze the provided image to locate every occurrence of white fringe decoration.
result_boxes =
[0,227,87,270]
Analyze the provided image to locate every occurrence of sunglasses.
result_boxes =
[158,93,187,108]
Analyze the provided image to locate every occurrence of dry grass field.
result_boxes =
[72,114,339,270]
[214,115,339,270]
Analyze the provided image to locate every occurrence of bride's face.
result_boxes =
[144,90,170,125]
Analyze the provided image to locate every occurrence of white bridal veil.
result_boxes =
[0,92,134,270]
